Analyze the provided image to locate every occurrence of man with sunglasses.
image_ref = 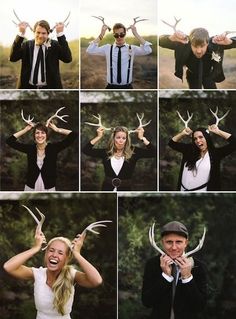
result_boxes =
[86,22,152,89]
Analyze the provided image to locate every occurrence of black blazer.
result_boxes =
[142,255,207,319]
[159,35,236,83]
[82,142,156,190]
[6,132,77,189]
[9,35,72,89]
[168,135,236,191]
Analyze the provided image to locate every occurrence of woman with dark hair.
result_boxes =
[3,226,102,318]
[82,126,156,191]
[169,124,236,191]
[6,121,77,191]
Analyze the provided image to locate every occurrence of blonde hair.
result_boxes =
[107,126,134,160]
[45,237,74,316]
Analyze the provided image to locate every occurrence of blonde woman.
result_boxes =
[82,126,156,191]
[3,226,102,319]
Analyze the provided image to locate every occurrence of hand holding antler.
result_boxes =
[92,16,111,32]
[46,107,69,127]
[212,32,235,45]
[12,9,33,32]
[162,16,188,44]
[50,11,71,33]
[126,16,148,31]
[129,113,151,134]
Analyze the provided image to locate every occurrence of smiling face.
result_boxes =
[34,128,47,145]
[114,131,127,150]
[193,131,208,152]
[34,25,49,45]
[162,234,188,259]
[45,240,69,272]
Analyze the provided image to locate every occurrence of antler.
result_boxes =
[209,107,230,126]
[161,16,181,33]
[177,110,193,128]
[184,227,206,257]
[80,220,112,236]
[21,109,35,126]
[50,11,71,33]
[46,107,69,127]
[84,114,112,130]
[12,9,33,32]
[92,15,111,31]
[126,16,149,31]
[128,113,152,134]
[222,31,236,37]
[22,205,47,249]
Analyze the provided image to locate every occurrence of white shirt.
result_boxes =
[29,44,47,86]
[32,267,77,319]
[181,152,210,191]
[86,41,152,85]
[111,156,124,176]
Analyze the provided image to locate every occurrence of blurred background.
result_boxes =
[0,90,79,191]
[118,192,236,319]
[159,90,236,191]
[80,90,157,191]
[0,192,117,319]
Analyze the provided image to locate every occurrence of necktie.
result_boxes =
[117,46,122,84]
[197,59,203,89]
[33,45,45,85]
[170,263,178,319]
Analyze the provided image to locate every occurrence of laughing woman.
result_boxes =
[6,121,77,191]
[169,124,236,191]
[3,227,102,319]
[82,126,156,191]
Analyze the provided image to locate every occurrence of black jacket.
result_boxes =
[168,135,236,191]
[82,142,156,190]
[9,35,72,89]
[159,35,236,83]
[142,255,207,319]
[6,132,77,189]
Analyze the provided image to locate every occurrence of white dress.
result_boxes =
[32,267,77,319]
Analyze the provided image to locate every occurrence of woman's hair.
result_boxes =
[186,127,214,170]
[45,237,74,316]
[33,123,49,140]
[107,126,134,160]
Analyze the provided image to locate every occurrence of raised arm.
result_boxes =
[89,127,105,145]
[3,226,46,280]
[48,122,72,135]
[172,127,193,142]
[13,124,33,139]
[72,233,103,288]
[208,124,231,139]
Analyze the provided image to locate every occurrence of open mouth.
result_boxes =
[49,259,59,266]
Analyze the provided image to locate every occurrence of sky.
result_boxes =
[158,0,236,36]
[0,0,79,46]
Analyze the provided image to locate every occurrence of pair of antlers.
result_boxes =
[92,16,148,32]
[22,205,112,250]
[85,113,151,133]
[12,9,70,33]
[177,107,230,128]
[149,222,206,262]
[162,16,236,37]
[21,107,69,127]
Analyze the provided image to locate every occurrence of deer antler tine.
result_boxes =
[81,220,112,236]
[185,227,206,257]
[13,9,21,23]
[22,205,40,225]
[149,223,166,256]
[35,207,45,228]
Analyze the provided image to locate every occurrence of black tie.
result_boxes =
[170,263,178,319]
[117,46,123,84]
[198,59,203,89]
[33,45,45,85]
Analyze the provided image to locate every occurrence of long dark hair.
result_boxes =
[186,127,214,170]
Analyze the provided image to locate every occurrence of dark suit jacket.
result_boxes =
[9,35,72,89]
[6,132,77,189]
[142,255,207,319]
[159,35,236,83]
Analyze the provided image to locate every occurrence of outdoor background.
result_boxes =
[0,90,79,191]
[80,0,157,89]
[159,90,236,191]
[118,193,236,319]
[0,0,79,89]
[80,91,157,191]
[158,0,236,89]
[0,192,117,319]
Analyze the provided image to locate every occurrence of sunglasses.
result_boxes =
[113,32,126,38]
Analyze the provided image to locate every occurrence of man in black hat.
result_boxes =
[142,221,207,319]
